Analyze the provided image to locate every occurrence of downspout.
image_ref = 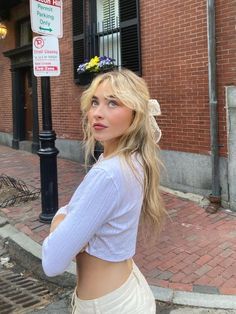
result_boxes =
[206,0,221,210]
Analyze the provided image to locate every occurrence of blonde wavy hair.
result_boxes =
[80,69,165,231]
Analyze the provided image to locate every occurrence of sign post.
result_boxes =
[38,76,59,223]
[30,0,63,223]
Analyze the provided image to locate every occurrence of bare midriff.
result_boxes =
[75,252,133,300]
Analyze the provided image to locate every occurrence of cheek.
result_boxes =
[111,112,128,127]
[114,112,133,133]
[123,111,134,128]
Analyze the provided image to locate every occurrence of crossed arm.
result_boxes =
[42,168,118,277]
[50,214,66,233]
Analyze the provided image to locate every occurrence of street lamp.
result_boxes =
[0,23,7,39]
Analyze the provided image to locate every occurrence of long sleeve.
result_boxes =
[42,168,119,277]
[52,205,68,219]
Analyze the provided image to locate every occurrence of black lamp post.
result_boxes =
[38,77,59,223]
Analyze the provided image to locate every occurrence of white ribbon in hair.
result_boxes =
[148,99,162,143]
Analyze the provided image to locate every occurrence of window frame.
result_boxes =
[72,0,142,83]
[15,17,32,48]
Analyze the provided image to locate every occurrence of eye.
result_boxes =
[108,100,118,108]
[91,100,98,107]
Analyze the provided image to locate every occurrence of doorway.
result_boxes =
[21,68,33,141]
[4,43,39,153]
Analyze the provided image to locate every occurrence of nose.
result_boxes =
[93,104,105,119]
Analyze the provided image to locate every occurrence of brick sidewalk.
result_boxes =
[0,145,236,296]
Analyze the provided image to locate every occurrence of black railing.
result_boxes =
[85,18,120,65]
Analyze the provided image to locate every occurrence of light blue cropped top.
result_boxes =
[42,154,144,277]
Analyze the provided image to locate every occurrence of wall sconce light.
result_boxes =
[0,22,7,39]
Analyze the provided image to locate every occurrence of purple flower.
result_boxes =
[77,56,116,74]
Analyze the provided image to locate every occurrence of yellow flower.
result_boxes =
[86,56,99,72]
[93,56,99,63]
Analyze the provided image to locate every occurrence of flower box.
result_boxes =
[76,56,116,85]
[77,72,95,86]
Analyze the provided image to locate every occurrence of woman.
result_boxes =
[42,69,165,313]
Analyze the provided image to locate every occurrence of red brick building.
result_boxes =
[0,0,236,210]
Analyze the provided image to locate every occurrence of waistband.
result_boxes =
[71,261,142,310]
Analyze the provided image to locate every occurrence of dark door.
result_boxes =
[22,68,33,140]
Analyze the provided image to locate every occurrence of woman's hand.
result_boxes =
[50,214,66,233]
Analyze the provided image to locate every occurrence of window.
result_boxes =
[97,0,118,31]
[72,0,141,81]
[16,18,32,47]
[96,0,120,66]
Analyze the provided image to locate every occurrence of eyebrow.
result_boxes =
[91,95,116,100]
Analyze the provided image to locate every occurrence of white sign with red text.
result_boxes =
[33,36,60,77]
[30,0,63,38]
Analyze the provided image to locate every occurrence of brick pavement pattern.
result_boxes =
[0,145,236,296]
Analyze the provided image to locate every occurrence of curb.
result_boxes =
[0,218,236,310]
[0,218,76,288]
[160,186,210,207]
[150,286,236,310]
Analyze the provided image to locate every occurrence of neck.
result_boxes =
[103,140,118,157]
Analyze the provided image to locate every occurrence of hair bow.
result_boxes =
[148,99,162,143]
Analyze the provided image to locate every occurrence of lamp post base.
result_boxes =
[38,130,59,223]
[39,212,55,224]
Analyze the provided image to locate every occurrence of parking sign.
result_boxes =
[30,0,63,38]
[33,36,61,77]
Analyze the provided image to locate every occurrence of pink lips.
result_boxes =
[93,123,108,130]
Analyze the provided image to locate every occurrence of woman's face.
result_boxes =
[87,80,134,156]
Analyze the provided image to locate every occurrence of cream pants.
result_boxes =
[71,262,156,314]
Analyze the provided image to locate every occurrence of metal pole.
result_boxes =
[38,76,59,223]
[31,67,40,153]
[207,0,221,198]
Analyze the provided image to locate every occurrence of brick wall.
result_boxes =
[0,4,30,133]
[141,0,235,157]
[48,0,84,141]
[0,0,235,156]
[0,1,85,142]
[0,20,15,133]
[141,0,210,155]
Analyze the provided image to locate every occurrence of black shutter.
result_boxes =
[119,0,141,74]
[88,0,98,58]
[73,0,85,80]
